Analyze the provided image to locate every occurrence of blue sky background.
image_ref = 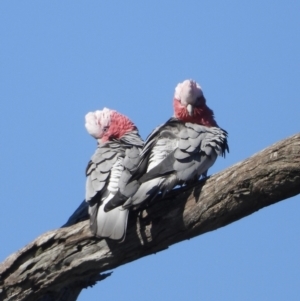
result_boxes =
[1,1,299,300]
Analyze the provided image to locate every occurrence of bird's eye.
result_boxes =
[103,126,108,132]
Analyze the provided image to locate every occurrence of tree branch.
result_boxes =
[1,133,300,301]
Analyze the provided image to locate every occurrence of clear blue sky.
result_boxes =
[1,1,299,300]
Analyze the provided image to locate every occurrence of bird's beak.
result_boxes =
[187,104,194,116]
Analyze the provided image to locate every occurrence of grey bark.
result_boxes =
[1,133,300,301]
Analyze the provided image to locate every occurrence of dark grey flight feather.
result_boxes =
[62,200,89,227]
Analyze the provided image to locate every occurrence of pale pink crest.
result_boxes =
[174,79,203,106]
[85,107,113,139]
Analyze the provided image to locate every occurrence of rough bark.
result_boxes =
[1,133,300,301]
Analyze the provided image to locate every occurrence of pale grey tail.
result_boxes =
[89,202,129,241]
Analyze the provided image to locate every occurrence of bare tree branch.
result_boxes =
[1,133,299,301]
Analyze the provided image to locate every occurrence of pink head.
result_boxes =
[173,79,217,127]
[85,107,137,142]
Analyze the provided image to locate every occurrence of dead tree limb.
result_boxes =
[1,133,300,301]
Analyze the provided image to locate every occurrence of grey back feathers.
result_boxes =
[86,130,143,241]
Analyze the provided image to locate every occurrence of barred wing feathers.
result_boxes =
[123,119,228,208]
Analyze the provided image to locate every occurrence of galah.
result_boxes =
[85,108,143,241]
[105,79,228,211]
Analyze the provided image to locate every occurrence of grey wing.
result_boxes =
[137,130,179,183]
[118,132,144,188]
[104,144,143,211]
[103,131,144,211]
[123,122,228,209]
[85,145,120,203]
[122,130,180,208]
[120,146,142,186]
[138,118,178,158]
[126,119,179,183]
[174,123,229,182]
[138,123,228,184]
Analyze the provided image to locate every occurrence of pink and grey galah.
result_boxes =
[85,108,143,241]
[105,79,229,212]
